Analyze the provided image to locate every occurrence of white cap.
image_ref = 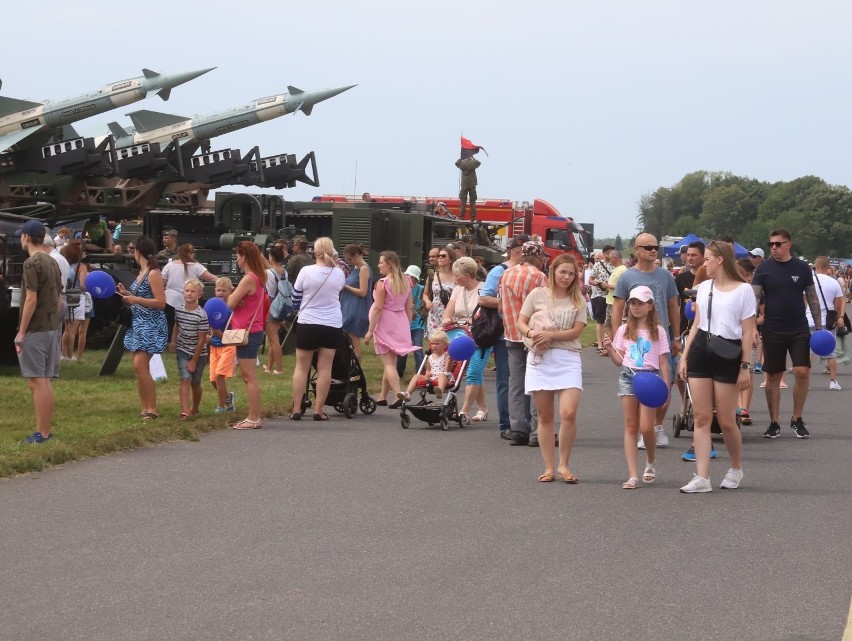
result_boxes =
[404,265,422,280]
[749,248,765,258]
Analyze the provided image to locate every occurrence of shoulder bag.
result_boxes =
[705,281,743,361]
[435,272,451,306]
[814,273,837,330]
[222,287,264,346]
[65,264,82,308]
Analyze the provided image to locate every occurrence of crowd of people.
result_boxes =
[14,219,845,494]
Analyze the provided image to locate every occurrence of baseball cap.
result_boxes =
[628,285,654,303]
[404,265,422,280]
[15,220,46,237]
[521,240,545,257]
[749,248,764,258]
[509,234,531,249]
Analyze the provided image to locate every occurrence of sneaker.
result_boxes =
[720,467,744,489]
[226,391,236,412]
[681,445,717,461]
[637,433,646,450]
[790,417,810,439]
[214,406,226,414]
[24,431,53,444]
[655,424,669,448]
[680,474,712,493]
[396,391,411,402]
[829,380,841,391]
[763,422,781,438]
[753,362,763,374]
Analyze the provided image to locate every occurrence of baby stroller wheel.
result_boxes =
[343,393,358,419]
[672,414,682,438]
[401,414,411,429]
[334,402,345,414]
[458,413,470,428]
[360,396,377,415]
[440,418,450,431]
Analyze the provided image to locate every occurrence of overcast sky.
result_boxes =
[4,0,851,237]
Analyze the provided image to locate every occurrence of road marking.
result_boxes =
[843,597,852,641]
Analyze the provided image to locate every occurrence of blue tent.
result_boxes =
[664,234,751,259]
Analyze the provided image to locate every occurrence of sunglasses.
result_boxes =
[769,241,788,248]
[638,245,660,252]
[438,254,449,258]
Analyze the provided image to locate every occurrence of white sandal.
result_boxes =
[643,462,656,484]
[622,477,640,489]
[471,410,488,423]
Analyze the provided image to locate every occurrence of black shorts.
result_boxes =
[295,323,343,351]
[591,296,607,324]
[686,329,741,384]
[762,328,811,373]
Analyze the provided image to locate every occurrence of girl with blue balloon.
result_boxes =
[603,285,671,489]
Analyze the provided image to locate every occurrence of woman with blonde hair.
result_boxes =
[365,251,420,408]
[289,237,346,421]
[517,254,588,484]
[227,241,269,430]
[161,243,217,310]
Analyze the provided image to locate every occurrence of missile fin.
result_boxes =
[157,88,171,101]
[142,68,160,79]
[127,109,190,133]
[108,122,130,138]
[287,86,304,95]
[0,96,42,117]
[0,127,40,153]
[301,103,314,116]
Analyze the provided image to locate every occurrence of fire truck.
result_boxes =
[315,194,592,264]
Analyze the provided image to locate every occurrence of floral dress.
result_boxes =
[426,272,457,340]
[123,271,168,354]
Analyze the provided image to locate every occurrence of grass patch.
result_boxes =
[0,325,597,477]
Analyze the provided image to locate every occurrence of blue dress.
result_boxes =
[124,271,168,354]
[340,264,373,337]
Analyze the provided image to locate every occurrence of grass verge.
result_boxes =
[0,324,597,477]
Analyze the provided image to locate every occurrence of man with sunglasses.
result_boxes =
[752,229,822,439]
[612,233,681,448]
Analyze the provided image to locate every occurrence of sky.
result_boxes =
[3,0,852,238]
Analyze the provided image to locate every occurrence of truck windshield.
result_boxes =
[572,231,589,254]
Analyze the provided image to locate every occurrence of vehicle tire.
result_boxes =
[343,393,357,419]
[360,396,377,415]
[401,414,411,429]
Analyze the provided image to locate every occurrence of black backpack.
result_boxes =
[470,262,509,349]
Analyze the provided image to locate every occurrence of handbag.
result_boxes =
[435,272,451,306]
[814,272,838,330]
[471,305,503,349]
[705,281,743,362]
[221,286,264,346]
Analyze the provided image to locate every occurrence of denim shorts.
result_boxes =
[236,331,266,360]
[616,366,662,396]
[177,351,208,385]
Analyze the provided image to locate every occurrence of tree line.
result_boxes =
[636,171,852,258]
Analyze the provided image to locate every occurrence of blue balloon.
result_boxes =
[204,297,230,329]
[684,300,696,321]
[810,329,835,357]
[448,334,477,361]
[85,271,116,299]
[632,371,669,408]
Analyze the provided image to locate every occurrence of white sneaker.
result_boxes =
[396,391,411,402]
[720,468,744,489]
[829,380,842,391]
[434,387,443,399]
[637,433,646,450]
[680,474,712,493]
[655,424,669,448]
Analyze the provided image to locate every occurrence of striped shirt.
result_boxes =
[174,306,209,356]
[498,263,547,342]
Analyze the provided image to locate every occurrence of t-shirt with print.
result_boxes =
[175,306,210,356]
[614,267,679,334]
[753,257,814,333]
[612,324,671,371]
[519,288,588,352]
[22,251,62,333]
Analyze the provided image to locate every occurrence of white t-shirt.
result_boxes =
[695,280,756,340]
[294,265,345,327]
[807,273,843,327]
[161,261,209,309]
[50,249,70,292]
[265,267,288,298]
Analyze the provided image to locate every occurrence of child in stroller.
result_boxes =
[398,331,454,401]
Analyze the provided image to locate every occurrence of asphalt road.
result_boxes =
[1,349,850,641]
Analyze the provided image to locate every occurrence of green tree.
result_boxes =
[614,234,623,251]
[699,184,749,238]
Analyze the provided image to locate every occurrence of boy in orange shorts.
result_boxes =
[210,277,236,413]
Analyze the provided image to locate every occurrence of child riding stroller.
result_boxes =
[299,330,377,419]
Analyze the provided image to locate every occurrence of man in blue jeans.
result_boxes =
[479,236,529,439]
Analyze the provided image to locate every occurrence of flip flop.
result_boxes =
[538,472,556,482]
[558,469,578,484]
[313,412,330,421]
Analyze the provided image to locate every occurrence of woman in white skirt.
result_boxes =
[516,254,587,484]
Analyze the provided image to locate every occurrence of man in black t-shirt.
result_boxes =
[674,241,705,336]
[752,228,822,439]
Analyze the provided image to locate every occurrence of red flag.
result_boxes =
[461,136,478,150]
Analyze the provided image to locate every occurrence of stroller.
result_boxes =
[299,330,377,419]
[399,326,470,431]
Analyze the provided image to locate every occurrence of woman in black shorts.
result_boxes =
[677,242,757,493]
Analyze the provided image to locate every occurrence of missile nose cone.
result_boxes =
[289,84,356,115]
[161,67,216,90]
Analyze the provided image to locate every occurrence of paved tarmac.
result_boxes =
[1,349,850,641]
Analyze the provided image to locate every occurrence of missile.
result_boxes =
[104,84,356,151]
[0,67,215,152]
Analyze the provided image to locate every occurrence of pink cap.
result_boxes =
[628,285,654,303]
